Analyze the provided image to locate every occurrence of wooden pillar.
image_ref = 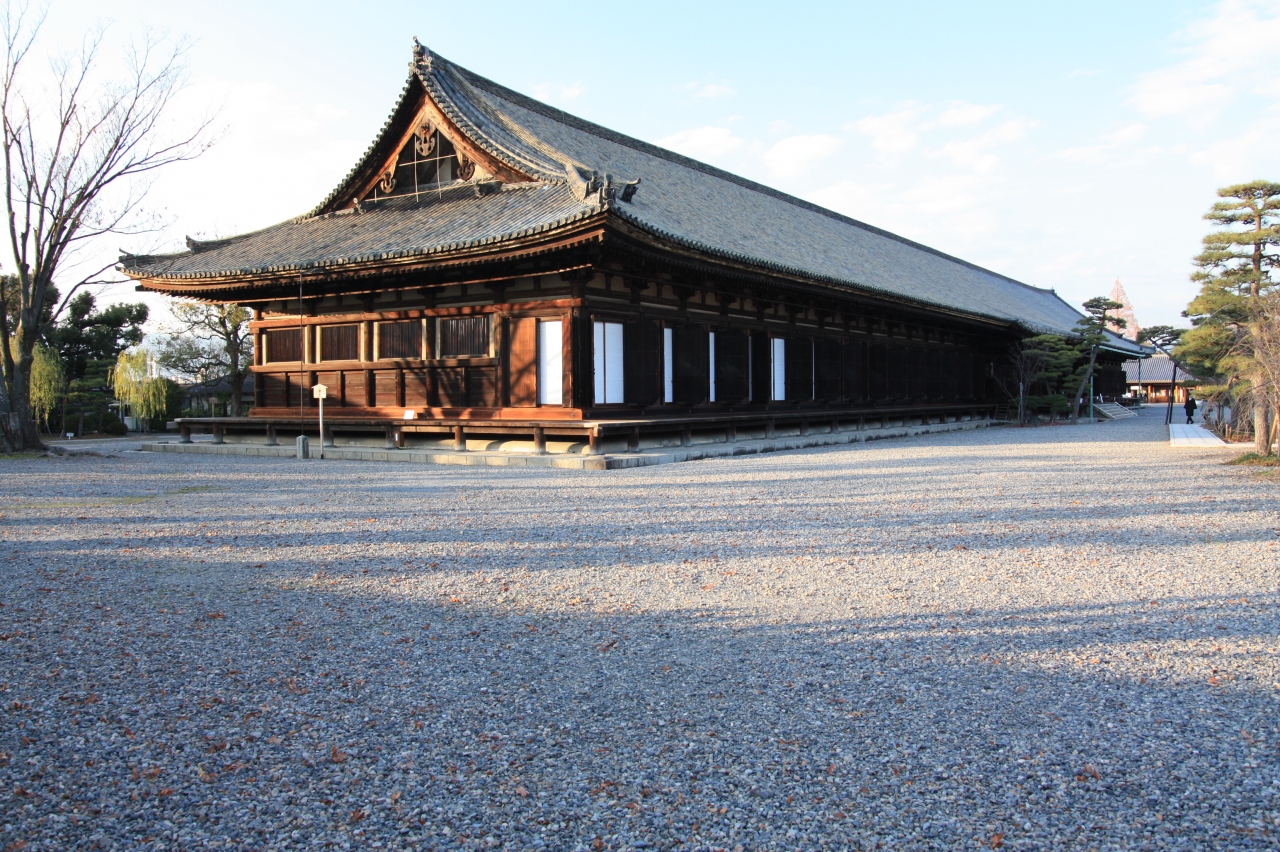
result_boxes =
[766,418,776,439]
[385,426,397,449]
[265,424,277,446]
[800,418,809,436]
[453,425,465,451]
[727,423,737,443]
[362,320,375,362]
[681,425,692,447]
[563,308,581,410]
[533,426,546,454]
[628,425,640,452]
[588,428,602,455]
[495,313,509,408]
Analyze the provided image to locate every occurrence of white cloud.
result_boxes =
[927,118,1035,173]
[531,82,586,103]
[762,134,842,180]
[656,126,746,161]
[850,102,928,157]
[684,81,734,99]
[937,102,1002,127]
[1130,0,1280,123]
[1051,123,1148,165]
[1186,111,1280,179]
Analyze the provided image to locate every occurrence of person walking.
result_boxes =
[1184,393,1198,425]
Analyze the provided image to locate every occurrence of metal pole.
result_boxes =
[1136,358,1142,409]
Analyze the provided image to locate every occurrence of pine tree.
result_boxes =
[1178,181,1280,453]
[1069,297,1125,424]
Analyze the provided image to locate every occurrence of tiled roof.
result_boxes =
[127,45,1122,339]
[1123,354,1197,384]
[126,183,597,282]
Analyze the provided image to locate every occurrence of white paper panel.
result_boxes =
[708,331,717,402]
[772,337,786,401]
[539,320,563,405]
[604,322,624,404]
[663,327,674,403]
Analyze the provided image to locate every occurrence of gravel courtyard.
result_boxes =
[1,411,1277,851]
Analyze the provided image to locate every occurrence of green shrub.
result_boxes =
[101,414,128,436]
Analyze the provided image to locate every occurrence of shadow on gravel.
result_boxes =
[2,568,1276,851]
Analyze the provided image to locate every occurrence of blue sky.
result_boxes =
[41,0,1280,330]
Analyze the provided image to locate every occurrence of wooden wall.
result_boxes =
[245,271,1005,421]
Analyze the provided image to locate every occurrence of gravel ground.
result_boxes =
[1,409,1277,851]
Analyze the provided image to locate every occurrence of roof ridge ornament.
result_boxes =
[563,163,639,205]
[411,37,431,68]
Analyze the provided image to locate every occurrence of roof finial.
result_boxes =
[412,36,428,63]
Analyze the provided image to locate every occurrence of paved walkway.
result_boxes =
[1169,423,1231,447]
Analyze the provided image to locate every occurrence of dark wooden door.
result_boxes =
[749,332,771,403]
[508,317,538,407]
[786,337,814,402]
[672,325,708,405]
[625,319,662,406]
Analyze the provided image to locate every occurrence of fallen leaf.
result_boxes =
[1076,764,1101,781]
[330,746,348,764]
[989,832,1004,849]
[515,785,529,798]
[196,765,215,783]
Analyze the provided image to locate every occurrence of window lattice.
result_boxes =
[438,316,490,358]
[364,129,464,202]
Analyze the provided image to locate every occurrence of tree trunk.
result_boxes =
[6,352,45,452]
[1069,347,1099,425]
[1256,403,1273,456]
[227,368,246,417]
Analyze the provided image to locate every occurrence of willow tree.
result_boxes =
[1178,181,1280,454]
[110,348,167,427]
[27,340,60,431]
[0,6,213,452]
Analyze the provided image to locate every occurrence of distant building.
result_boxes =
[1123,354,1196,403]
[1108,280,1141,342]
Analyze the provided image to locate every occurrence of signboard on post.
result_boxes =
[312,384,328,459]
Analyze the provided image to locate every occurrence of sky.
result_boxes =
[31,0,1280,334]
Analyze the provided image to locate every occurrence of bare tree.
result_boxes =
[156,302,252,416]
[1000,341,1050,425]
[0,4,213,451]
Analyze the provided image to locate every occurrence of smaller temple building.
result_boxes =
[1124,355,1198,404]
